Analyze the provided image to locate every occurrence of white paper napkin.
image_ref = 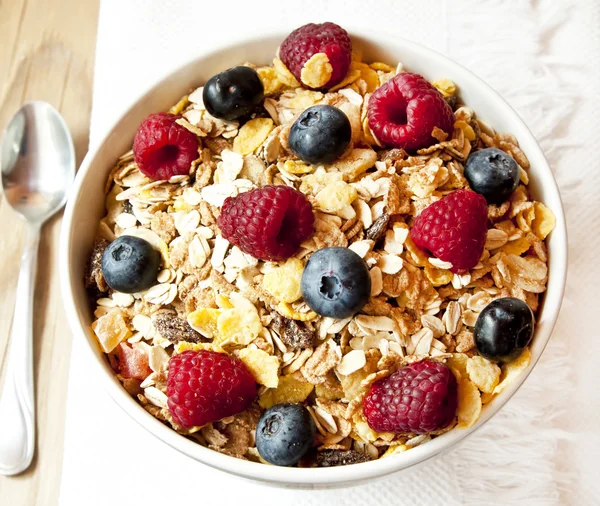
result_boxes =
[60,1,600,504]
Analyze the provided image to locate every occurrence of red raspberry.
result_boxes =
[279,22,352,89]
[368,72,454,151]
[166,350,257,428]
[411,189,488,273]
[217,185,314,261]
[133,112,198,181]
[363,360,458,434]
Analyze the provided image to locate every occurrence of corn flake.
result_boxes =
[257,67,283,95]
[276,302,318,321]
[273,57,300,87]
[283,160,314,175]
[498,236,531,256]
[315,180,358,213]
[215,294,233,309]
[532,202,556,240]
[263,258,304,303]
[175,341,226,354]
[446,353,469,381]
[187,308,221,338]
[300,52,333,89]
[424,263,453,287]
[233,118,274,155]
[466,356,501,394]
[238,348,279,388]
[456,379,482,428]
[432,78,456,97]
[258,374,314,409]
[217,307,263,345]
[493,348,532,395]
[350,61,379,93]
[381,444,408,458]
[370,61,395,72]
[329,70,362,92]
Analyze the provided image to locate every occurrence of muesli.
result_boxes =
[86,22,555,467]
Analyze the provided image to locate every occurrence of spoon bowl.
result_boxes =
[0,101,74,476]
[1,101,74,224]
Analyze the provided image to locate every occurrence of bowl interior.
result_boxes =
[60,31,567,487]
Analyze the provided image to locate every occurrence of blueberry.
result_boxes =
[202,66,264,121]
[464,148,520,204]
[101,236,161,293]
[301,247,371,319]
[288,105,351,165]
[474,297,534,363]
[256,403,315,466]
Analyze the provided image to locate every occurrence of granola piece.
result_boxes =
[315,372,345,400]
[201,424,228,448]
[316,449,372,467]
[150,211,177,244]
[203,137,232,155]
[199,200,217,227]
[152,309,203,344]
[301,339,341,384]
[210,269,238,296]
[238,155,270,186]
[365,213,390,242]
[362,297,393,316]
[169,233,194,271]
[455,329,475,353]
[382,268,412,298]
[271,312,315,350]
[215,405,261,458]
[488,200,510,221]
[85,238,109,292]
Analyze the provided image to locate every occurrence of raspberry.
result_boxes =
[411,189,488,273]
[133,112,198,181]
[368,72,455,151]
[363,360,458,434]
[217,185,314,261]
[166,350,257,428]
[279,22,352,89]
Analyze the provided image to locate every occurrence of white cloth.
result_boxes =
[60,1,600,504]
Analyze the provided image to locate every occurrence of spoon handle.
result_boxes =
[0,224,39,475]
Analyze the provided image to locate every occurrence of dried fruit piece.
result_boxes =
[92,309,132,353]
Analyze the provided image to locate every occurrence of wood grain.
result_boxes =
[0,0,98,503]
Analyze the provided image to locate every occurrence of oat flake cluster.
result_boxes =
[86,24,556,467]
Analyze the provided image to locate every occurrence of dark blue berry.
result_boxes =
[202,66,264,121]
[288,105,351,165]
[101,236,160,293]
[301,247,371,318]
[474,297,534,363]
[256,403,315,466]
[464,148,520,204]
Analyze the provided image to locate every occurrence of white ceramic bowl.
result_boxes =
[60,29,567,488]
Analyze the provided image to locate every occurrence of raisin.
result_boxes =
[365,213,390,242]
[152,309,203,344]
[271,312,315,350]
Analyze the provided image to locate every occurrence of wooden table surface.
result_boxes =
[0,0,99,504]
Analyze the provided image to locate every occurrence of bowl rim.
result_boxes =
[59,27,568,486]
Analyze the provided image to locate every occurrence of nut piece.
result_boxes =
[271,312,315,350]
[316,449,372,467]
[85,238,109,292]
[152,309,203,344]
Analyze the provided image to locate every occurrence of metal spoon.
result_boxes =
[0,101,75,475]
